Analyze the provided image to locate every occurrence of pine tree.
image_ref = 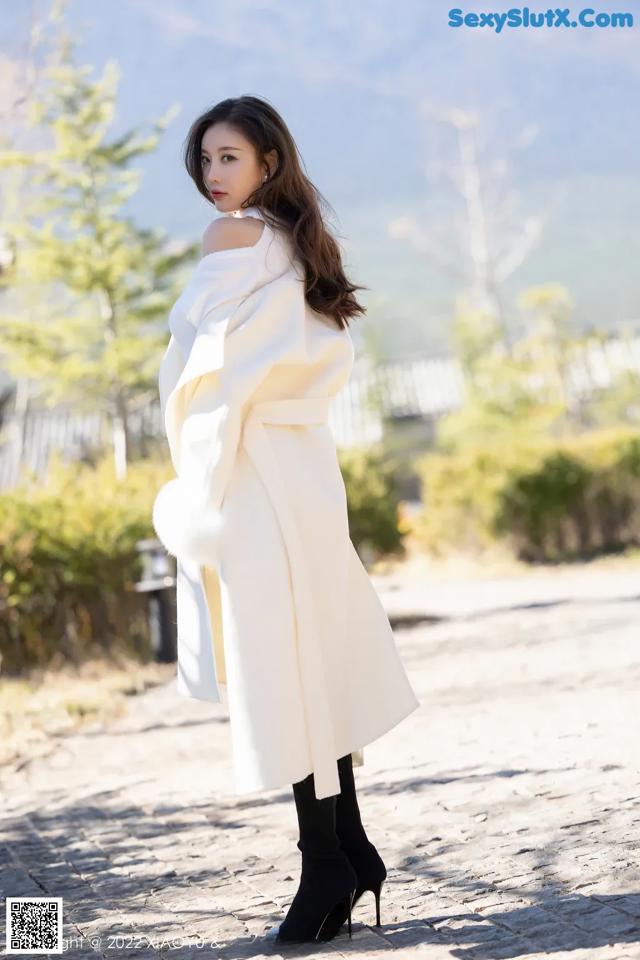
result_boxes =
[0,0,196,478]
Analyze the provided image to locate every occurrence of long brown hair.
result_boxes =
[183,95,367,330]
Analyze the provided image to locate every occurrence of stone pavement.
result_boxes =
[1,563,639,959]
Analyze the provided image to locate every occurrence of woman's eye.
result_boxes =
[201,154,235,165]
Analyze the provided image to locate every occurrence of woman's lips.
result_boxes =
[211,191,226,197]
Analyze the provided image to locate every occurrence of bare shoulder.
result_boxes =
[201,216,265,256]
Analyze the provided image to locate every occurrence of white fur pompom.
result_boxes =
[152,477,224,568]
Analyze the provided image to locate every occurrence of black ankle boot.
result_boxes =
[319,753,387,937]
[276,768,358,944]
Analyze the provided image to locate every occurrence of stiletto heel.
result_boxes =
[373,879,383,926]
[315,887,356,942]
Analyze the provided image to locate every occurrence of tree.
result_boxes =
[388,105,560,354]
[516,283,578,434]
[0,0,193,479]
[438,283,584,452]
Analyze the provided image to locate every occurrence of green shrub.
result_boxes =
[415,427,640,562]
[494,450,593,561]
[0,452,172,675]
[338,444,405,561]
[414,434,545,556]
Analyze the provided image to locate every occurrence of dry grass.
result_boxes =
[371,525,640,583]
[0,653,175,771]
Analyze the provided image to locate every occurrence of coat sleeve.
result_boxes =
[152,262,304,569]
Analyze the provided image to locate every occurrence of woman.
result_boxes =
[152,95,420,944]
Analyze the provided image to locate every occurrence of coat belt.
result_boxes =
[245,396,332,427]
[240,396,340,799]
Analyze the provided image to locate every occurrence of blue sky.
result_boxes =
[2,0,638,358]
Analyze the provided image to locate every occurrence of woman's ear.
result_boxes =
[265,148,278,179]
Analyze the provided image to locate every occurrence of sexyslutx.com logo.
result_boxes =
[448,7,634,31]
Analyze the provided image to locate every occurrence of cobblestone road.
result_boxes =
[1,565,639,959]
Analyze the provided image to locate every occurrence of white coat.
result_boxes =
[152,205,420,799]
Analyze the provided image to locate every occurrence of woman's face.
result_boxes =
[200,121,269,213]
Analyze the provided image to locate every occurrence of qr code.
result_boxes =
[5,898,63,954]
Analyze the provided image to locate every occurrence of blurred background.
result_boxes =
[0,0,638,758]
